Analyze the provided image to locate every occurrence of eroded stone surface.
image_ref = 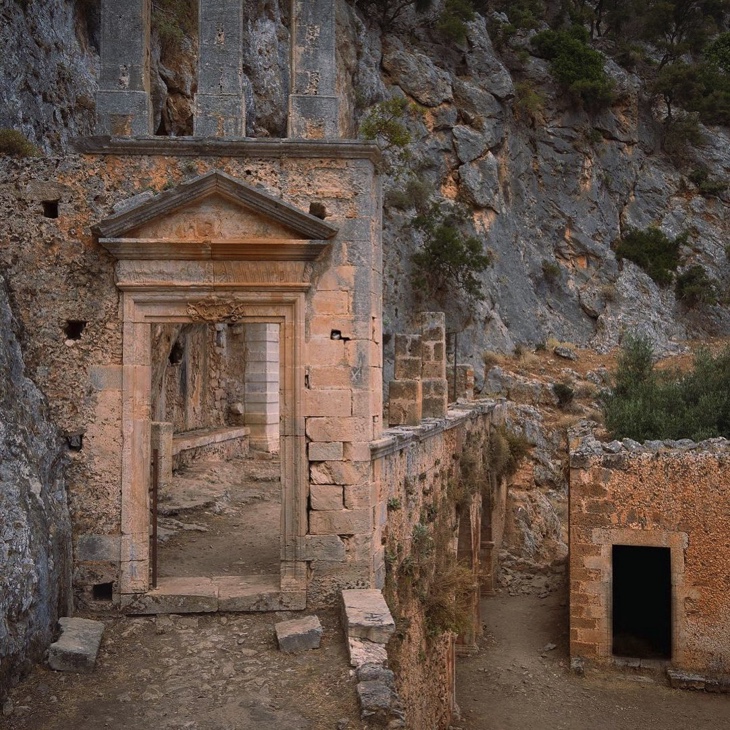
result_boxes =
[48,618,104,673]
[275,615,323,653]
[342,589,395,644]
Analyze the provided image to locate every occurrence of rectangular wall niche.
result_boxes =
[612,545,672,660]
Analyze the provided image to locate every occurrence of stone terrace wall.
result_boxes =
[570,434,730,675]
[371,401,502,730]
[0,274,72,697]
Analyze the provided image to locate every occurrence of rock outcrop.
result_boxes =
[0,275,72,694]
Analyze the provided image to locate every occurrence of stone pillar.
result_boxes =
[420,312,448,419]
[150,422,174,495]
[450,364,475,402]
[194,0,246,137]
[244,324,280,453]
[388,334,423,426]
[96,0,152,136]
[288,0,339,139]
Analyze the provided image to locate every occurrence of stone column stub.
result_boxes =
[96,0,152,136]
[288,0,340,139]
[195,0,246,137]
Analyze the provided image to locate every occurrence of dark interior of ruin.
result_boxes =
[612,545,672,660]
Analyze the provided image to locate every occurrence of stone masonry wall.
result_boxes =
[0,274,72,697]
[0,147,378,607]
[369,401,500,730]
[570,434,730,675]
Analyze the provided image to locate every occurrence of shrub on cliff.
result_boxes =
[411,203,492,303]
[531,26,615,109]
[0,129,39,157]
[613,227,686,286]
[602,335,730,441]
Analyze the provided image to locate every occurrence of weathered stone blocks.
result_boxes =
[48,617,105,672]
[342,589,395,644]
[275,615,323,653]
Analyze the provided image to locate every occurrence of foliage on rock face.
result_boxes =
[613,227,687,286]
[675,264,718,306]
[354,0,435,29]
[354,0,479,38]
[411,203,492,303]
[531,26,615,109]
[0,129,39,157]
[152,0,197,53]
[359,97,426,170]
[603,335,730,441]
[487,425,531,480]
[435,0,477,42]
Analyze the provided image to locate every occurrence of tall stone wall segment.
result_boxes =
[0,273,72,697]
[368,399,506,730]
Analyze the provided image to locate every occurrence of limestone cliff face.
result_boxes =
[4,2,728,382]
[0,274,72,694]
[0,0,97,152]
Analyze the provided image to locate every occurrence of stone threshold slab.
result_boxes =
[123,575,306,614]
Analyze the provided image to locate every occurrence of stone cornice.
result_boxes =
[370,400,496,461]
[72,136,382,164]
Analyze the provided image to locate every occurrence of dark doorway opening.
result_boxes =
[612,545,672,659]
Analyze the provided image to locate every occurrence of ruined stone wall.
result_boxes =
[0,147,378,606]
[369,401,500,730]
[0,274,72,696]
[570,436,730,675]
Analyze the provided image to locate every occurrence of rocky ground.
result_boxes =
[457,590,730,730]
[2,608,363,730]
[156,455,281,578]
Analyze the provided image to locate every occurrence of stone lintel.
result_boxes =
[72,137,381,163]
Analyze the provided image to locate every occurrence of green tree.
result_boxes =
[412,204,492,303]
[603,337,730,441]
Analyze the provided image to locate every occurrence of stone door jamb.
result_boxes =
[118,288,307,602]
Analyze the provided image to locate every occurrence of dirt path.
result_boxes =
[157,456,280,577]
[3,609,361,730]
[457,590,730,730]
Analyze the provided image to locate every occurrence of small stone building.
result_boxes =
[570,434,730,681]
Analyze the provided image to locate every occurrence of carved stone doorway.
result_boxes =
[94,170,339,612]
[150,320,282,587]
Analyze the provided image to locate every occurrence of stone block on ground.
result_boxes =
[275,614,323,653]
[347,637,389,668]
[48,617,105,672]
[342,589,395,644]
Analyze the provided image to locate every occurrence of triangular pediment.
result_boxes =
[93,170,338,261]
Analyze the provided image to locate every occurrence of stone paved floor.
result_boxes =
[157,455,280,578]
